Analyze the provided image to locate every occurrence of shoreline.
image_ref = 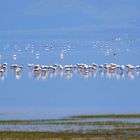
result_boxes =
[0,130,140,139]
[0,114,140,139]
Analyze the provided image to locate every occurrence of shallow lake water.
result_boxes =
[0,36,140,120]
[0,0,140,120]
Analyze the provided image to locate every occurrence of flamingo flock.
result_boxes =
[0,62,140,80]
[28,63,140,72]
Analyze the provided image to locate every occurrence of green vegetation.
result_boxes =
[0,129,140,140]
[0,114,140,139]
[0,114,140,125]
[0,120,140,126]
[43,121,140,126]
[70,114,140,119]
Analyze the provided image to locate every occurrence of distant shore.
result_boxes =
[0,114,140,139]
[70,114,140,118]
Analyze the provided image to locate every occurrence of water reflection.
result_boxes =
[26,63,140,80]
[30,66,140,80]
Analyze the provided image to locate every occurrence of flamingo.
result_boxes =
[126,64,135,71]
[136,65,140,71]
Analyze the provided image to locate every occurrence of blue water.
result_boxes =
[0,37,140,120]
[0,0,140,119]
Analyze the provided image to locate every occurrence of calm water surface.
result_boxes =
[0,36,140,120]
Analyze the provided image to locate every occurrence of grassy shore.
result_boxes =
[0,114,140,139]
[0,129,140,140]
[70,114,140,119]
[0,114,140,125]
[0,120,140,126]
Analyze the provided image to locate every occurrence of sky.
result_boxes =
[0,0,140,40]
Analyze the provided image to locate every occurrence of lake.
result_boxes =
[0,35,140,120]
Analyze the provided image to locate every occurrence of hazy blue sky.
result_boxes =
[0,0,140,39]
